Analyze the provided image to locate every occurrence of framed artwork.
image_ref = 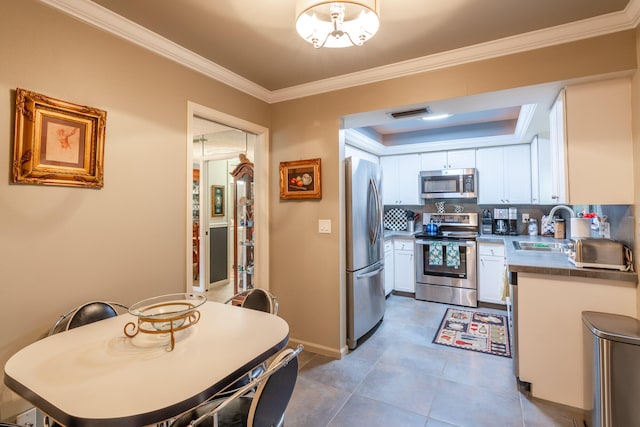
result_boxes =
[212,185,225,216]
[12,88,107,188]
[279,158,321,200]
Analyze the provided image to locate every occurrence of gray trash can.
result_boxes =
[582,311,640,427]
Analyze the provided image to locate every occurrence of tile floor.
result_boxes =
[284,294,585,427]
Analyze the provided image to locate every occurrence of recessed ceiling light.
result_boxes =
[421,114,452,121]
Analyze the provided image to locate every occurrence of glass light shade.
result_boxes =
[296,1,380,48]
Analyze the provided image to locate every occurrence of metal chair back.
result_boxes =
[49,301,128,336]
[173,345,302,427]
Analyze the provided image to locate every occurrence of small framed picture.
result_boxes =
[212,185,225,216]
[12,88,106,188]
[279,158,321,200]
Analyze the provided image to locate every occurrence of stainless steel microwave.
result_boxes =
[419,168,477,199]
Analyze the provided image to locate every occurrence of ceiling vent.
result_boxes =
[388,106,432,119]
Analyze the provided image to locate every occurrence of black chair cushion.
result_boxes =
[241,290,272,313]
[249,355,298,426]
[68,302,117,330]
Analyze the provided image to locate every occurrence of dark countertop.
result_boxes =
[477,234,638,284]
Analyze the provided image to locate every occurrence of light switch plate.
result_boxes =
[522,213,529,222]
[318,219,331,233]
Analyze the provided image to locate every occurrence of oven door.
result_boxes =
[415,239,476,289]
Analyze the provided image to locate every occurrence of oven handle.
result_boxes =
[415,240,476,248]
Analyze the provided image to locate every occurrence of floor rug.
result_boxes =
[433,308,511,358]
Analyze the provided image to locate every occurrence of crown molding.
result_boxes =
[271,6,638,102]
[40,0,640,104]
[37,0,271,101]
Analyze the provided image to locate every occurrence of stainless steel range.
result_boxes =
[415,212,478,307]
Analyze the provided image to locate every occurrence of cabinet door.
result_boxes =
[394,250,415,292]
[384,241,394,296]
[380,156,397,205]
[381,154,421,205]
[477,145,531,204]
[447,149,476,169]
[420,150,475,170]
[395,154,421,205]
[549,91,567,204]
[476,147,505,204]
[478,255,506,305]
[420,151,448,171]
[503,144,531,204]
[535,136,555,205]
[564,79,633,204]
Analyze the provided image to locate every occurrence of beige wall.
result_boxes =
[270,30,637,357]
[2,0,639,421]
[0,1,269,419]
[633,27,640,315]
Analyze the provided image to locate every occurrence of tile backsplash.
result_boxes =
[384,202,634,247]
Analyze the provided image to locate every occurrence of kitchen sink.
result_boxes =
[513,241,568,253]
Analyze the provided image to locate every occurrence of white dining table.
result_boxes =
[4,300,289,426]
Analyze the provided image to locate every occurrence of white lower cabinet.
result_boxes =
[393,239,415,293]
[383,240,394,296]
[477,242,506,305]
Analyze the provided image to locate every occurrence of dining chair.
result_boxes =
[225,288,278,315]
[221,288,280,397]
[170,345,302,427]
[48,301,129,336]
[45,300,129,427]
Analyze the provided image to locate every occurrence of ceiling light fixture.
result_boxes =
[422,114,453,121]
[295,1,380,49]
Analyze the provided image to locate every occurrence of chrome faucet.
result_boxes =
[548,205,576,220]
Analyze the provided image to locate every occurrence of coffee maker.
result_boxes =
[508,207,518,235]
[493,208,508,235]
[481,209,493,234]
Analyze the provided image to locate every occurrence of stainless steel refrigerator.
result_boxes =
[345,157,385,350]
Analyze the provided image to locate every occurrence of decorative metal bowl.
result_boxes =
[124,293,207,351]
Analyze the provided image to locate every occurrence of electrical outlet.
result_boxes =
[522,213,530,222]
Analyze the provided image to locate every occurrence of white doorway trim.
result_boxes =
[187,102,270,292]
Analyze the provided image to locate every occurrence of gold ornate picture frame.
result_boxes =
[12,88,107,188]
[279,158,321,200]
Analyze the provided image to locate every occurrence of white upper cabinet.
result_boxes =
[547,90,568,204]
[504,145,532,204]
[476,145,531,204]
[420,149,476,171]
[563,78,633,204]
[380,154,421,205]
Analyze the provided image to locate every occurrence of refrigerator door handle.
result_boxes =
[356,265,384,280]
[368,177,381,245]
